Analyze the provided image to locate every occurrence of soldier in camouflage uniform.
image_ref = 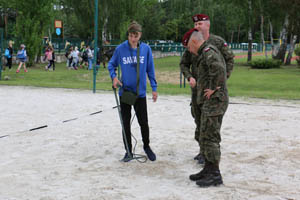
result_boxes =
[180,14,234,164]
[182,28,228,187]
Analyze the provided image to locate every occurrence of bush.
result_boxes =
[294,46,300,66]
[249,59,282,69]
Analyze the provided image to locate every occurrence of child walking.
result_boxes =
[16,44,28,73]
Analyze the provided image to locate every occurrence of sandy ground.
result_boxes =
[0,86,300,200]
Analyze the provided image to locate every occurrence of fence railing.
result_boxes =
[1,37,282,55]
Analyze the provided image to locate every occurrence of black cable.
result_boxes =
[0,109,105,139]
[130,113,148,163]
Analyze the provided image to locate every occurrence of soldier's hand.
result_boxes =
[204,87,220,99]
[189,77,196,88]
[112,77,122,88]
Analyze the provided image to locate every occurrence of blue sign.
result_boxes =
[56,28,61,36]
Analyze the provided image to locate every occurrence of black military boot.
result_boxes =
[196,165,223,187]
[189,160,211,181]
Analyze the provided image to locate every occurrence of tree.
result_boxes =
[12,0,54,66]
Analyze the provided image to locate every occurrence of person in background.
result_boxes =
[86,45,93,70]
[71,46,79,70]
[45,46,55,71]
[16,44,28,73]
[79,45,88,68]
[4,41,13,71]
[67,46,73,70]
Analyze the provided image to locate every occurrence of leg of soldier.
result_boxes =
[191,89,204,163]
[196,114,224,187]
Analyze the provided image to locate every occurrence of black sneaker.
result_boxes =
[196,171,223,187]
[121,152,133,162]
[144,146,156,161]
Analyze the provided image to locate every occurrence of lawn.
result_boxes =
[1,54,300,100]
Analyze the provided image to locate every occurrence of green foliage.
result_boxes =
[3,0,300,65]
[295,46,300,66]
[249,58,282,69]
[295,46,300,56]
[13,0,54,66]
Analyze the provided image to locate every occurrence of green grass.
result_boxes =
[1,54,300,100]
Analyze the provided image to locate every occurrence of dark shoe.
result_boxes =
[144,146,156,161]
[196,170,223,187]
[121,152,133,162]
[194,153,202,160]
[189,167,209,181]
[194,153,205,164]
[198,154,205,165]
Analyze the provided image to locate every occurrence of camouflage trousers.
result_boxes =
[199,113,224,164]
[191,89,203,154]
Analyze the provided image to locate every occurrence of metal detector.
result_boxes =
[112,86,147,162]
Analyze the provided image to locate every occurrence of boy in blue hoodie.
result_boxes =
[108,21,158,162]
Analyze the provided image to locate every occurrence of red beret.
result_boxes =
[182,28,198,47]
[192,14,210,22]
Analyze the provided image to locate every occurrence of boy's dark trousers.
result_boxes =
[120,97,150,153]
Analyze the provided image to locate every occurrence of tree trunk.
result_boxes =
[231,30,234,43]
[273,14,289,62]
[237,24,240,43]
[269,19,274,54]
[4,14,8,38]
[260,14,267,58]
[247,0,253,62]
[102,17,108,42]
[285,35,297,65]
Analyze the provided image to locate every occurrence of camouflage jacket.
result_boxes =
[180,34,235,81]
[196,42,229,116]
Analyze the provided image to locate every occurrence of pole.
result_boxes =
[113,87,133,160]
[93,0,99,93]
[0,28,3,80]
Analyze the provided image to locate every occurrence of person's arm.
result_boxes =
[146,46,158,102]
[219,41,235,79]
[107,47,122,88]
[204,51,226,99]
[179,50,193,81]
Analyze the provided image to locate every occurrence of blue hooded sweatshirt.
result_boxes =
[108,41,157,97]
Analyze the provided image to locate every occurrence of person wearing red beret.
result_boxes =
[179,14,234,166]
[182,28,228,188]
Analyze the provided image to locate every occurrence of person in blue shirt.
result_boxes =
[108,21,158,162]
[16,44,28,73]
[4,41,13,70]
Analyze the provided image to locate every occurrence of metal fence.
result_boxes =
[0,37,280,54]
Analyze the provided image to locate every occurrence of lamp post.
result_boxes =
[93,0,99,93]
[0,28,3,80]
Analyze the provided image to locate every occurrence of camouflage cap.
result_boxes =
[128,21,142,33]
[182,28,198,47]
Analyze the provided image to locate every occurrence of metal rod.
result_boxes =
[93,0,99,93]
